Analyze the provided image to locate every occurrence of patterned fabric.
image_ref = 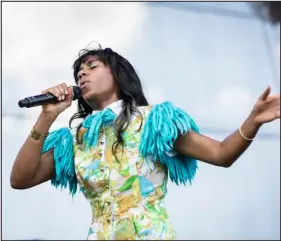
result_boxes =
[43,100,200,240]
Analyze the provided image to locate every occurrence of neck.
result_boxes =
[87,94,119,111]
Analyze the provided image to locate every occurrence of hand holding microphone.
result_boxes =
[18,83,82,119]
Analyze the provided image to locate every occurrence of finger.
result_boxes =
[259,86,271,101]
[61,83,69,95]
[53,86,65,101]
[66,86,74,100]
[42,88,59,98]
[57,85,66,100]
[48,88,60,100]
[41,88,53,95]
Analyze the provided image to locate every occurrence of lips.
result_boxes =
[80,81,89,89]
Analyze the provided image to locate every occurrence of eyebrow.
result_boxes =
[78,59,96,72]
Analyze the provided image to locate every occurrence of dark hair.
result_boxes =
[69,47,149,161]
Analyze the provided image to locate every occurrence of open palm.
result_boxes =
[253,86,280,125]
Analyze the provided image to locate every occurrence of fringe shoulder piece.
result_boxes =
[42,127,77,196]
[82,108,116,150]
[139,102,200,186]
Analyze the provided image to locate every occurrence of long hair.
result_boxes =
[69,47,149,161]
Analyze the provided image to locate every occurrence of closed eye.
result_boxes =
[77,61,98,80]
[88,62,98,69]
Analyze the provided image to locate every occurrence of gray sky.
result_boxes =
[2,2,280,240]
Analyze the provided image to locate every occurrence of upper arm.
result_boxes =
[32,149,55,187]
[13,149,55,189]
[174,130,224,167]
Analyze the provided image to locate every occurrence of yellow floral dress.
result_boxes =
[42,100,200,240]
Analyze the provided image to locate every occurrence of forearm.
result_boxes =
[11,112,57,182]
[219,113,261,167]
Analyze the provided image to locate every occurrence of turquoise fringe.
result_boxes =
[139,101,200,185]
[42,127,77,196]
[82,108,116,150]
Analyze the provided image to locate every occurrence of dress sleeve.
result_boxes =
[139,101,200,186]
[42,127,77,196]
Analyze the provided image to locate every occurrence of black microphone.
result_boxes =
[18,86,82,108]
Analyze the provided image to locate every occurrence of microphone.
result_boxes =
[18,86,82,108]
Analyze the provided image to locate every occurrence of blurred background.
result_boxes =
[2,2,280,240]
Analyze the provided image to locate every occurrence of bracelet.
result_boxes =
[239,125,255,141]
[30,127,49,141]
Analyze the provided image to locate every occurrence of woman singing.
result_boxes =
[10,47,280,240]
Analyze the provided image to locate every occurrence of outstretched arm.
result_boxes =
[175,86,280,167]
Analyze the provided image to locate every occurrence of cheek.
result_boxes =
[91,71,116,92]
[100,71,115,90]
[104,78,115,90]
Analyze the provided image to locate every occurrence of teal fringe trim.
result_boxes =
[42,127,77,196]
[82,108,116,150]
[139,101,200,185]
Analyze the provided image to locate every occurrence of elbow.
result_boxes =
[220,161,233,168]
[212,152,233,168]
[209,159,233,168]
[205,156,233,168]
[10,175,29,189]
[10,177,23,189]
[219,157,235,168]
[10,165,35,189]
[10,169,20,189]
[10,180,22,189]
[10,181,28,190]
[215,152,233,168]
[11,184,23,190]
[216,144,234,168]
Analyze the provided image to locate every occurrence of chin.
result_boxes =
[82,91,98,103]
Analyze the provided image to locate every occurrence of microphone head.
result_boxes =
[18,99,29,108]
[72,86,82,100]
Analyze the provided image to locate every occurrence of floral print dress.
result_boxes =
[42,100,200,240]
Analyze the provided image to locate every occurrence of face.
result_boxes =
[77,55,118,106]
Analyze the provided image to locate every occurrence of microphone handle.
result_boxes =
[19,93,57,108]
[18,86,81,108]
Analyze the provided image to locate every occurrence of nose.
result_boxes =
[78,66,90,82]
[78,70,88,80]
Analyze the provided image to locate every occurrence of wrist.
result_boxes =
[40,111,58,123]
[30,126,49,141]
[30,112,56,141]
[238,112,262,141]
[249,111,263,129]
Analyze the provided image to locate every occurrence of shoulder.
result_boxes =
[136,101,176,114]
[136,101,194,120]
[138,101,200,185]
[135,105,153,118]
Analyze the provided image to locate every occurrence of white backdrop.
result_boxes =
[2,2,280,240]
